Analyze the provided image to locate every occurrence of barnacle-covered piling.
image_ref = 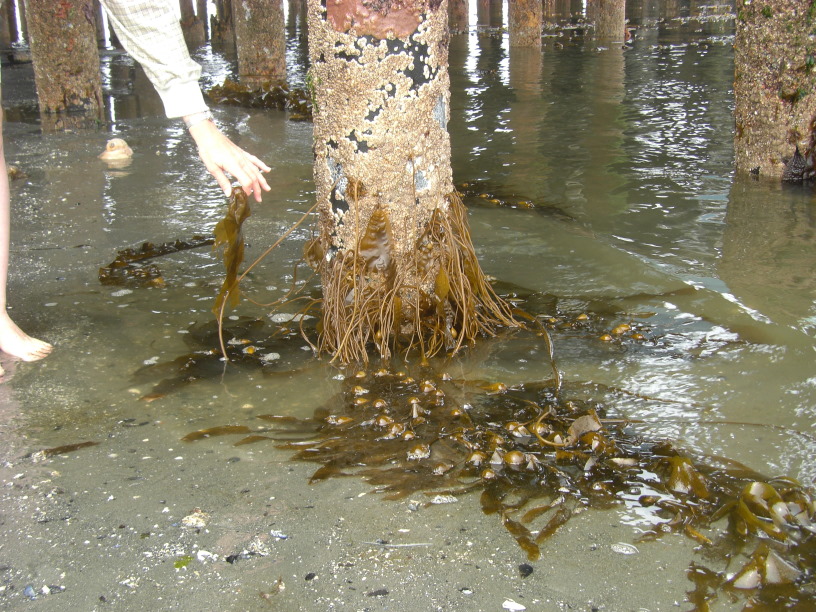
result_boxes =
[734,1,816,179]
[306,0,517,363]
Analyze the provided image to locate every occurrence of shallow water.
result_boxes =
[1,4,814,610]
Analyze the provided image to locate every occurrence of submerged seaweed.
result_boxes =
[98,236,214,288]
[119,196,812,607]
[175,292,815,607]
[457,179,577,222]
[183,356,816,606]
[35,441,99,458]
[206,78,312,121]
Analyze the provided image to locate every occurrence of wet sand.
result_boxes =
[0,119,700,611]
[0,401,698,611]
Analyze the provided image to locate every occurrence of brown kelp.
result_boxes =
[311,192,522,364]
[212,188,252,316]
[34,441,99,458]
[177,287,815,608]
[206,78,312,121]
[210,187,318,359]
[98,236,214,288]
[182,352,815,606]
[457,179,577,221]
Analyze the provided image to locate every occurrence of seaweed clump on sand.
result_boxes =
[98,236,214,288]
[206,78,312,121]
[181,341,815,608]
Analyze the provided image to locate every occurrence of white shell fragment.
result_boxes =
[502,599,527,611]
[611,542,639,555]
[429,495,458,505]
[181,509,210,529]
[196,550,218,563]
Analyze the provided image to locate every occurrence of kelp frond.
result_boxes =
[316,192,519,364]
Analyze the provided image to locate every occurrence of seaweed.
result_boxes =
[38,441,99,457]
[181,425,253,442]
[213,187,252,316]
[457,179,577,222]
[316,192,522,364]
[98,236,214,288]
[179,328,816,606]
[206,78,313,121]
[157,268,813,606]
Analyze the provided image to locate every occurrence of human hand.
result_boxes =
[186,118,271,202]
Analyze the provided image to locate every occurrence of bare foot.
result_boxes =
[0,312,52,365]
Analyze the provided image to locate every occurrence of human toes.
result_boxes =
[21,339,53,361]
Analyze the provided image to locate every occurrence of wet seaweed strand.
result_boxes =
[180,351,815,607]
[311,192,522,365]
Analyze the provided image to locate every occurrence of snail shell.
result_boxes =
[504,450,525,466]
[98,138,133,161]
[467,451,487,466]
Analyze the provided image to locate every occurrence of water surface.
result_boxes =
[1,5,814,609]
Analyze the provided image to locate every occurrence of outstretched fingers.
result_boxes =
[189,119,271,202]
[228,154,271,202]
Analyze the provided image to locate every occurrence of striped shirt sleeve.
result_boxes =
[100,0,208,118]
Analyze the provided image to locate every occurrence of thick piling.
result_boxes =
[26,0,103,130]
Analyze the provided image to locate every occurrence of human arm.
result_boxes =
[99,0,270,201]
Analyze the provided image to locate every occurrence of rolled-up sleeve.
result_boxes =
[100,0,208,118]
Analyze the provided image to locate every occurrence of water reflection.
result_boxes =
[444,2,815,489]
[2,0,809,483]
[2,1,815,608]
[721,178,816,338]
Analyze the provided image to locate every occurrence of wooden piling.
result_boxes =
[232,0,286,89]
[27,0,103,129]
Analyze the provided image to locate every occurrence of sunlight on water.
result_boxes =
[2,2,814,608]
